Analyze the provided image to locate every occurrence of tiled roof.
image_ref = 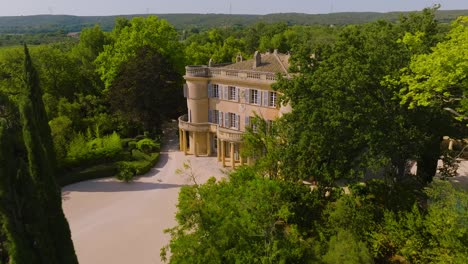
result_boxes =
[220,52,290,74]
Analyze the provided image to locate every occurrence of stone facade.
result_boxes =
[178,50,291,168]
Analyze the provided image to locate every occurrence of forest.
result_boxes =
[0,6,467,264]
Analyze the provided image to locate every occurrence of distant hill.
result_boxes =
[0,10,467,34]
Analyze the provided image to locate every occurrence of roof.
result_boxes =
[219,51,290,74]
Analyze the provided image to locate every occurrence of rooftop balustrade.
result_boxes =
[185,65,278,82]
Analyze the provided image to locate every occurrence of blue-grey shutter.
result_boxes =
[236,115,240,130]
[224,112,230,128]
[218,111,223,127]
[245,116,250,128]
[245,88,250,103]
[208,84,213,98]
[236,88,240,102]
[208,110,212,123]
[183,84,188,98]
[223,85,229,100]
[263,91,269,106]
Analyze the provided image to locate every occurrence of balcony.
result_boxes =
[185,65,278,82]
[178,115,212,132]
[217,127,244,142]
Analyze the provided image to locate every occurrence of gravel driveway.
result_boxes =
[62,121,226,264]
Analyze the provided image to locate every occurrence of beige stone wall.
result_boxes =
[186,78,209,123]
[181,73,286,166]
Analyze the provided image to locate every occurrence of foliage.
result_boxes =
[0,45,78,263]
[370,180,468,263]
[116,152,160,182]
[95,16,185,89]
[399,16,468,122]
[58,163,118,186]
[322,229,374,264]
[49,115,73,161]
[163,167,322,263]
[136,138,160,154]
[107,45,183,135]
[0,11,466,35]
[271,9,461,185]
[65,131,123,167]
[242,115,282,179]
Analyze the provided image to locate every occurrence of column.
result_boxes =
[182,130,187,155]
[221,140,226,167]
[206,132,211,156]
[230,142,235,168]
[217,138,221,161]
[179,129,183,151]
[194,132,198,157]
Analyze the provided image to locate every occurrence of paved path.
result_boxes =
[62,122,226,264]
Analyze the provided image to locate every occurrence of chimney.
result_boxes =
[236,54,243,63]
[253,51,261,69]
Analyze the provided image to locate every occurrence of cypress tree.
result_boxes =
[19,44,78,263]
[0,45,78,263]
[0,93,41,263]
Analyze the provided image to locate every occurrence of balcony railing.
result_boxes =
[216,127,244,142]
[178,115,212,132]
[186,65,278,82]
[178,115,244,142]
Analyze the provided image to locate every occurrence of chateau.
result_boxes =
[178,50,291,168]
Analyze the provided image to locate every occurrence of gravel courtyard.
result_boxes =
[62,122,226,264]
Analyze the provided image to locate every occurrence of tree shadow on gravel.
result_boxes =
[62,180,183,193]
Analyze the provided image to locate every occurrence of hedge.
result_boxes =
[58,163,118,186]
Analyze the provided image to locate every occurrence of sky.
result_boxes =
[0,0,467,17]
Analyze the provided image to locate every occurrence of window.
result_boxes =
[213,84,220,98]
[224,112,239,129]
[269,91,277,107]
[250,89,260,104]
[208,109,220,124]
[229,113,237,128]
[213,110,219,124]
[228,86,237,101]
[208,84,220,99]
[183,84,188,98]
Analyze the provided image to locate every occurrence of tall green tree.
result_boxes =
[273,11,458,185]
[399,16,468,122]
[0,45,78,263]
[107,45,183,135]
[163,167,321,264]
[95,16,185,89]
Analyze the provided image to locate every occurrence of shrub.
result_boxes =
[131,149,151,161]
[65,131,123,167]
[116,153,160,182]
[59,163,118,186]
[128,141,137,151]
[116,162,135,182]
[136,138,160,153]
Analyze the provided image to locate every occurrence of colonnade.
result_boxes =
[179,128,249,168]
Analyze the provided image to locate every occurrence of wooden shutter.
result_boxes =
[208,84,213,98]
